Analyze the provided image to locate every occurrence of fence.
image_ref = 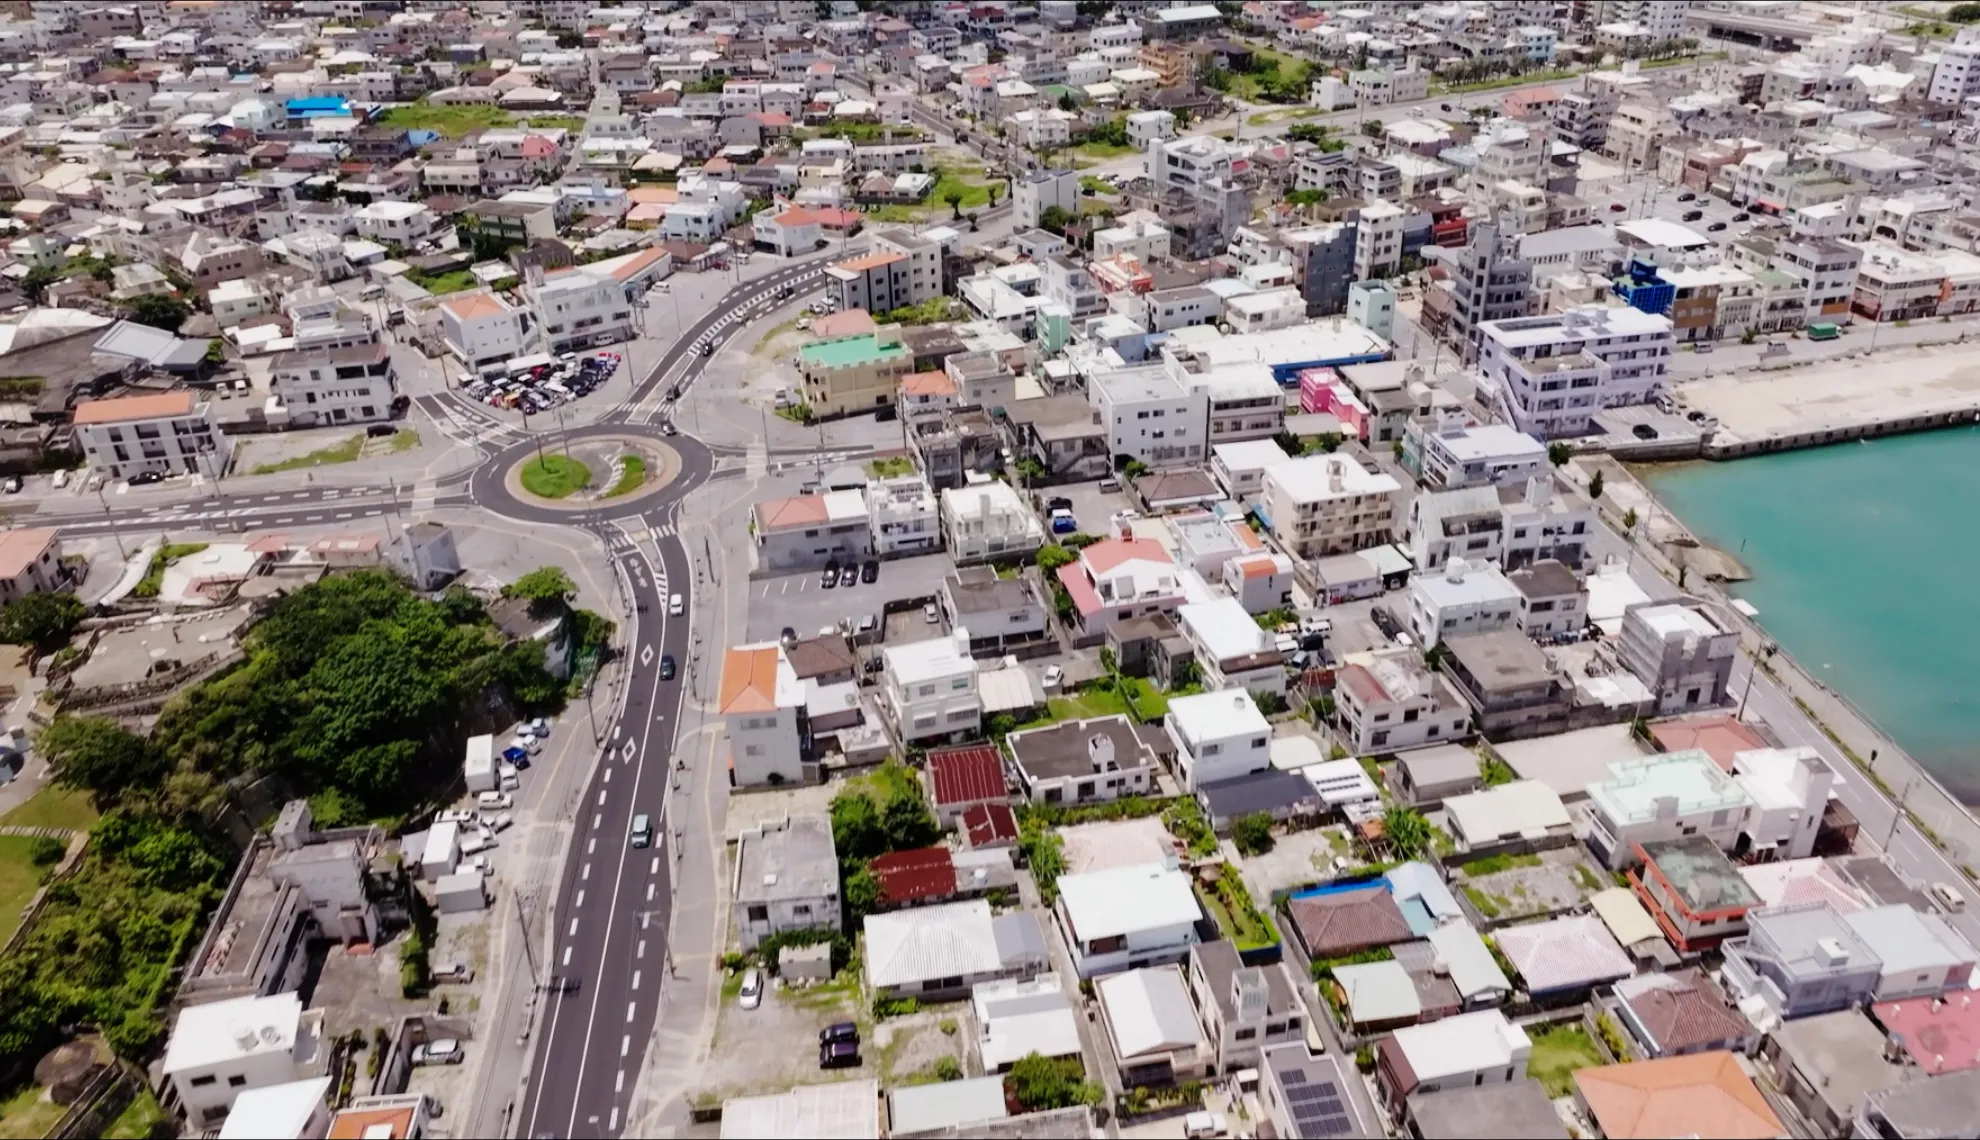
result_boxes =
[0,831,88,956]
[49,1061,143,1140]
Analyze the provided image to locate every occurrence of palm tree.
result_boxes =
[1381,806,1433,862]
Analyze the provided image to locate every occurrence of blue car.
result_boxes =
[502,746,531,770]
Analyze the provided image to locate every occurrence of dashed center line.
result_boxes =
[562,946,572,966]
[568,918,578,936]
[581,863,591,881]
[636,939,646,959]
[575,889,585,907]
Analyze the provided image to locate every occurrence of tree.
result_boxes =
[502,566,576,618]
[1620,508,1639,534]
[20,263,59,303]
[1036,544,1077,572]
[944,188,966,219]
[126,293,191,333]
[1381,805,1433,861]
[1058,91,1078,112]
[1955,2,1980,22]
[0,591,86,653]
[881,792,938,852]
[1174,106,1193,130]
[38,715,171,807]
[1548,441,1573,467]
[1481,755,1516,786]
[1232,812,1275,855]
[1588,470,1606,500]
[843,864,882,922]
[1007,1053,1100,1111]
[831,791,885,863]
[987,183,1002,207]
[1038,204,1073,234]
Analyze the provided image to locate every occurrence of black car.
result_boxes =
[780,626,797,643]
[1732,212,1750,222]
[129,470,165,486]
[861,560,878,584]
[660,654,676,680]
[1677,191,1695,202]
[1707,222,1727,232]
[819,1041,861,1069]
[821,563,840,588]
[819,1022,860,1046]
[840,566,860,588]
[367,423,398,437]
[1632,423,1660,440]
[1681,210,1703,222]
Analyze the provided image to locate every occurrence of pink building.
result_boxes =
[1296,368,1372,438]
[1055,538,1184,639]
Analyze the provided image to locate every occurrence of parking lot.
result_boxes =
[461,350,623,416]
[744,552,956,644]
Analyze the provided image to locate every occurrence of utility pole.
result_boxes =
[95,484,126,559]
[1736,640,1777,720]
[512,889,540,989]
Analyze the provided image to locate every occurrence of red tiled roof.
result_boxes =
[1620,971,1754,1055]
[928,745,1005,807]
[1875,994,1980,1076]
[871,847,954,905]
[1080,537,1171,575]
[963,803,1018,849]
[1286,886,1413,958]
[1337,663,1389,706]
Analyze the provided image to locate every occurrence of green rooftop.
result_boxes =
[798,333,909,370]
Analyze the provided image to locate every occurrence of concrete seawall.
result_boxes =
[1703,406,1980,459]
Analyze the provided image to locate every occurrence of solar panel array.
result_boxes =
[1284,1073,1354,1138]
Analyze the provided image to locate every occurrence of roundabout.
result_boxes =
[470,425,715,525]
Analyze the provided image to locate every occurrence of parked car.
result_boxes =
[1677,191,1695,202]
[819,1040,861,1069]
[923,602,940,624]
[819,1022,859,1046]
[821,563,840,588]
[1707,221,1727,232]
[1609,202,1627,213]
[861,560,878,584]
[1732,211,1750,222]
[436,809,477,825]
[128,470,165,486]
[3,476,21,493]
[739,967,764,1010]
[432,964,475,985]
[1042,665,1064,689]
[1632,423,1660,440]
[502,746,530,766]
[1682,210,1703,221]
[412,1039,464,1066]
[476,791,514,811]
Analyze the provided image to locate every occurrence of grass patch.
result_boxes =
[520,454,592,499]
[1460,853,1541,877]
[377,428,419,454]
[754,318,801,356]
[250,433,363,474]
[866,456,914,478]
[0,835,48,945]
[602,456,648,499]
[864,204,928,223]
[1527,1024,1604,1098]
[1073,140,1138,160]
[378,100,514,137]
[1047,686,1132,721]
[1462,885,1505,919]
[410,269,478,295]
[1079,175,1115,195]
[1200,868,1279,952]
[0,1085,64,1140]
[102,1086,168,1140]
[133,542,209,600]
[1124,677,1171,721]
[0,785,99,832]
[523,115,586,132]
[1432,68,1579,95]
[1247,106,1323,127]
[1572,864,1604,893]
[931,168,999,210]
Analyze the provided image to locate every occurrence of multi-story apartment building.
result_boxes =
[942,481,1046,563]
[1475,306,1674,438]
[1617,599,1738,716]
[1335,650,1473,754]
[1349,65,1429,106]
[1586,750,1753,870]
[1851,245,1945,322]
[270,344,398,428]
[867,474,941,558]
[439,292,539,379]
[1090,363,1208,468]
[1411,421,1549,491]
[884,631,982,744]
[1259,454,1402,559]
[1013,168,1079,229]
[530,268,635,352]
[74,391,232,482]
[1436,220,1533,361]
[1353,200,1404,282]
[1929,25,1980,106]
[1146,134,1250,240]
[798,328,914,419]
[1409,558,1522,648]
[1284,222,1358,317]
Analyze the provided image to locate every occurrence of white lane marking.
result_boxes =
[612,725,621,740]
[626,1003,636,1024]
[609,1108,619,1132]
[593,813,602,829]
[568,918,578,936]
[335,511,352,519]
[276,516,294,524]
[582,862,591,881]
[587,838,596,855]
[597,789,607,806]
[575,889,585,908]
[646,881,654,901]
[562,946,572,966]
[603,766,612,782]
[616,1069,624,1093]
[631,970,641,991]
[649,857,659,875]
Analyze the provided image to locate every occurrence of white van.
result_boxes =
[630,813,653,848]
[668,593,684,616]
[51,469,69,490]
[1933,882,1966,913]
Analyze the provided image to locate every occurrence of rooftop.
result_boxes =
[1097,965,1203,1060]
[1590,750,1751,828]
[1006,715,1156,783]
[1285,886,1412,959]
[1574,1053,1783,1140]
[1408,1080,1568,1140]
[799,332,910,370]
[1444,629,1554,692]
[927,744,1006,808]
[1875,992,1980,1076]
[864,899,1003,990]
[1057,861,1200,942]
[1640,837,1760,915]
[1388,1010,1530,1083]
[1614,970,1752,1055]
[73,389,196,425]
[720,1079,880,1140]
[1772,1010,1910,1119]
[1494,914,1634,994]
[735,815,838,905]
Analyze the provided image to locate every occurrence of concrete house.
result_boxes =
[1185,941,1305,1073]
[163,992,327,1129]
[1164,689,1272,792]
[1721,902,1884,1020]
[864,901,1047,999]
[718,644,811,787]
[1587,749,1754,870]
[1376,1010,1532,1113]
[733,815,841,950]
[1005,715,1159,806]
[1055,861,1202,978]
[1617,599,1738,716]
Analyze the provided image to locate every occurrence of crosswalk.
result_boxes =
[421,395,525,450]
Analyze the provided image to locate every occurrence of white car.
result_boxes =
[462,854,491,876]
[412,1039,464,1066]
[527,717,550,737]
[436,809,477,825]
[509,736,542,756]
[1042,665,1064,689]
[461,830,496,856]
[475,791,514,811]
[738,967,764,1010]
[482,811,513,833]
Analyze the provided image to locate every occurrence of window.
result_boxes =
[746,905,769,921]
[189,1075,217,1087]
[1235,1027,1257,1041]
[227,1075,248,1087]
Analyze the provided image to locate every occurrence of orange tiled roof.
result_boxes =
[1575,1054,1784,1140]
[719,646,781,715]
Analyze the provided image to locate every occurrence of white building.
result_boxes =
[1090,363,1208,468]
[1411,422,1549,491]
[1056,861,1202,978]
[1732,747,1834,863]
[1093,219,1172,263]
[1353,200,1404,281]
[352,200,437,246]
[884,631,982,744]
[531,267,635,351]
[733,814,840,948]
[1014,168,1079,229]
[1930,26,1980,106]
[1259,454,1401,559]
[1586,750,1754,870]
[942,480,1046,563]
[439,291,539,378]
[1475,306,1675,439]
[209,278,274,328]
[1164,688,1271,791]
[1334,651,1473,754]
[74,390,233,482]
[1409,558,1520,648]
[1381,1010,1532,1106]
[1126,109,1176,146]
[1176,597,1285,699]
[718,643,810,787]
[163,992,327,1129]
[1349,64,1429,106]
[867,474,941,558]
[269,343,398,427]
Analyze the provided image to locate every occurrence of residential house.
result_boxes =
[883,631,982,744]
[718,644,811,787]
[1841,904,1979,1000]
[1259,1046,1370,1140]
[1493,915,1634,997]
[74,391,232,483]
[531,267,636,352]
[439,291,538,379]
[1285,886,1413,963]
[1613,970,1760,1059]
[941,568,1047,657]
[924,744,1008,830]
[1376,1010,1532,1113]
[1587,750,1755,871]
[1005,715,1160,806]
[1508,560,1585,641]
[1574,1053,1786,1140]
[1097,965,1215,1087]
[0,528,65,604]
[1055,861,1202,978]
[865,901,1047,999]
[1721,902,1884,1020]
[1732,747,1834,863]
[1617,599,1738,716]
[1407,1080,1568,1140]
[1393,746,1486,808]
[1185,941,1305,1072]
[1410,423,1548,492]
[750,490,872,573]
[1334,652,1472,755]
[1056,538,1184,642]
[269,343,398,427]
[1855,1072,1980,1140]
[1176,598,1286,700]
[1763,1011,1910,1139]
[867,474,941,560]
[733,815,840,950]
[1425,921,1514,1010]
[1164,689,1272,792]
[163,992,327,1129]
[1438,630,1571,739]
[1442,780,1574,853]
[1408,558,1520,649]
[1632,837,1762,953]
[941,480,1045,563]
[974,974,1083,1072]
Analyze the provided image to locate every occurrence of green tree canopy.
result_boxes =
[39,716,172,807]
[1038,204,1073,234]
[831,789,885,863]
[125,292,190,332]
[1382,806,1433,861]
[503,566,577,617]
[0,590,86,653]
[843,864,882,922]
[1035,544,1077,572]
[1007,1053,1100,1111]
[1232,812,1275,856]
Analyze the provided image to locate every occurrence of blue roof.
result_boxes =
[406,130,441,147]
[287,97,349,115]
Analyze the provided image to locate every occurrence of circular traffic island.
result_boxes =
[504,436,682,513]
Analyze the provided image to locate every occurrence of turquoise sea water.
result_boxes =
[1645,427,1980,802]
